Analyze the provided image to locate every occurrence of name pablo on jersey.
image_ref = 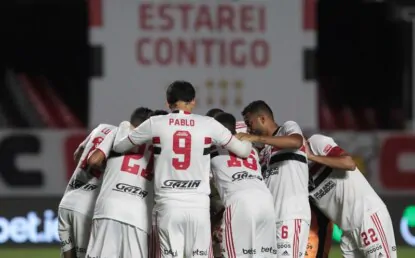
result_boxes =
[168,118,195,127]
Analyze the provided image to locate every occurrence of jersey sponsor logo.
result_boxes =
[161,180,201,189]
[365,244,382,255]
[242,248,256,255]
[192,249,208,256]
[262,167,279,180]
[261,247,277,254]
[323,144,333,154]
[312,180,336,200]
[68,179,85,190]
[60,236,72,247]
[163,249,178,257]
[281,250,290,256]
[112,183,148,198]
[232,171,262,182]
[277,243,291,249]
[80,183,98,191]
[76,247,87,254]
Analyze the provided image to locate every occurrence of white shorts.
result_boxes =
[152,207,213,258]
[276,219,310,258]
[86,218,148,258]
[341,207,397,258]
[58,208,92,258]
[220,194,277,258]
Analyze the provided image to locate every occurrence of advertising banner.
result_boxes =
[90,0,318,128]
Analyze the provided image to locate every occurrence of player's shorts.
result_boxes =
[152,207,213,258]
[306,203,333,258]
[220,192,277,258]
[341,206,397,258]
[86,218,148,258]
[58,208,92,258]
[276,219,310,258]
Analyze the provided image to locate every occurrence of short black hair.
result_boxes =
[241,100,273,118]
[206,108,224,118]
[214,112,236,134]
[152,109,168,116]
[130,107,153,127]
[166,80,195,105]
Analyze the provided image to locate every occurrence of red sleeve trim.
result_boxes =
[222,135,233,147]
[326,146,345,157]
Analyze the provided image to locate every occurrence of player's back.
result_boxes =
[94,135,154,232]
[211,146,270,206]
[308,134,386,230]
[59,124,116,215]
[261,121,310,221]
[150,111,226,208]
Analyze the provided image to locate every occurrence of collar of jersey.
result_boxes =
[171,110,191,115]
[272,126,281,136]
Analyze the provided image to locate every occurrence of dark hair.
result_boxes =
[206,108,224,118]
[214,112,236,134]
[241,100,273,118]
[152,109,169,116]
[130,107,153,127]
[166,80,195,106]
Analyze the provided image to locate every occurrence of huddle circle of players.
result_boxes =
[58,81,397,258]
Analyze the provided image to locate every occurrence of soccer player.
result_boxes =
[211,112,277,258]
[152,109,169,116]
[58,123,116,258]
[113,81,252,258]
[85,107,153,258]
[306,134,397,258]
[238,100,311,258]
[206,108,224,118]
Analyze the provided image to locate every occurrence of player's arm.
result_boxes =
[88,128,118,169]
[238,121,303,149]
[307,134,356,171]
[211,119,251,158]
[73,131,93,163]
[113,120,152,153]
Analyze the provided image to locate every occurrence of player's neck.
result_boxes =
[172,104,192,114]
[266,123,279,136]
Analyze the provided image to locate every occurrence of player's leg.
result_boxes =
[276,219,310,258]
[120,223,149,258]
[185,208,213,258]
[58,208,76,258]
[154,208,186,258]
[356,208,397,258]
[340,231,363,258]
[71,211,92,258]
[255,200,278,258]
[86,218,122,257]
[306,204,333,258]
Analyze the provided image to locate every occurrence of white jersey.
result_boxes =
[93,127,154,233]
[113,110,252,209]
[308,134,386,231]
[236,121,247,133]
[260,121,310,221]
[210,146,270,207]
[59,124,116,216]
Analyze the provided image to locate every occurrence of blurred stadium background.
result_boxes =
[0,0,414,257]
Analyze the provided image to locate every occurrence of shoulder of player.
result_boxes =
[308,134,332,143]
[281,120,300,128]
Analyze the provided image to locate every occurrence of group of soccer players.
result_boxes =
[58,81,397,258]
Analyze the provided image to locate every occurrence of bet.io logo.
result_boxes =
[400,205,415,246]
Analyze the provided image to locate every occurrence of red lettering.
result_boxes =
[136,38,151,65]
[155,37,173,66]
[169,119,195,126]
[251,39,269,67]
[169,118,174,125]
[258,6,266,32]
[139,3,153,30]
[230,39,246,67]
[303,0,316,31]
[65,132,87,180]
[136,37,269,68]
[380,136,415,190]
[240,5,254,32]
[178,4,193,30]
[195,5,213,31]
[159,4,174,31]
[217,4,235,32]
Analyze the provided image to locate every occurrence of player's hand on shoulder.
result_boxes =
[235,132,258,142]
